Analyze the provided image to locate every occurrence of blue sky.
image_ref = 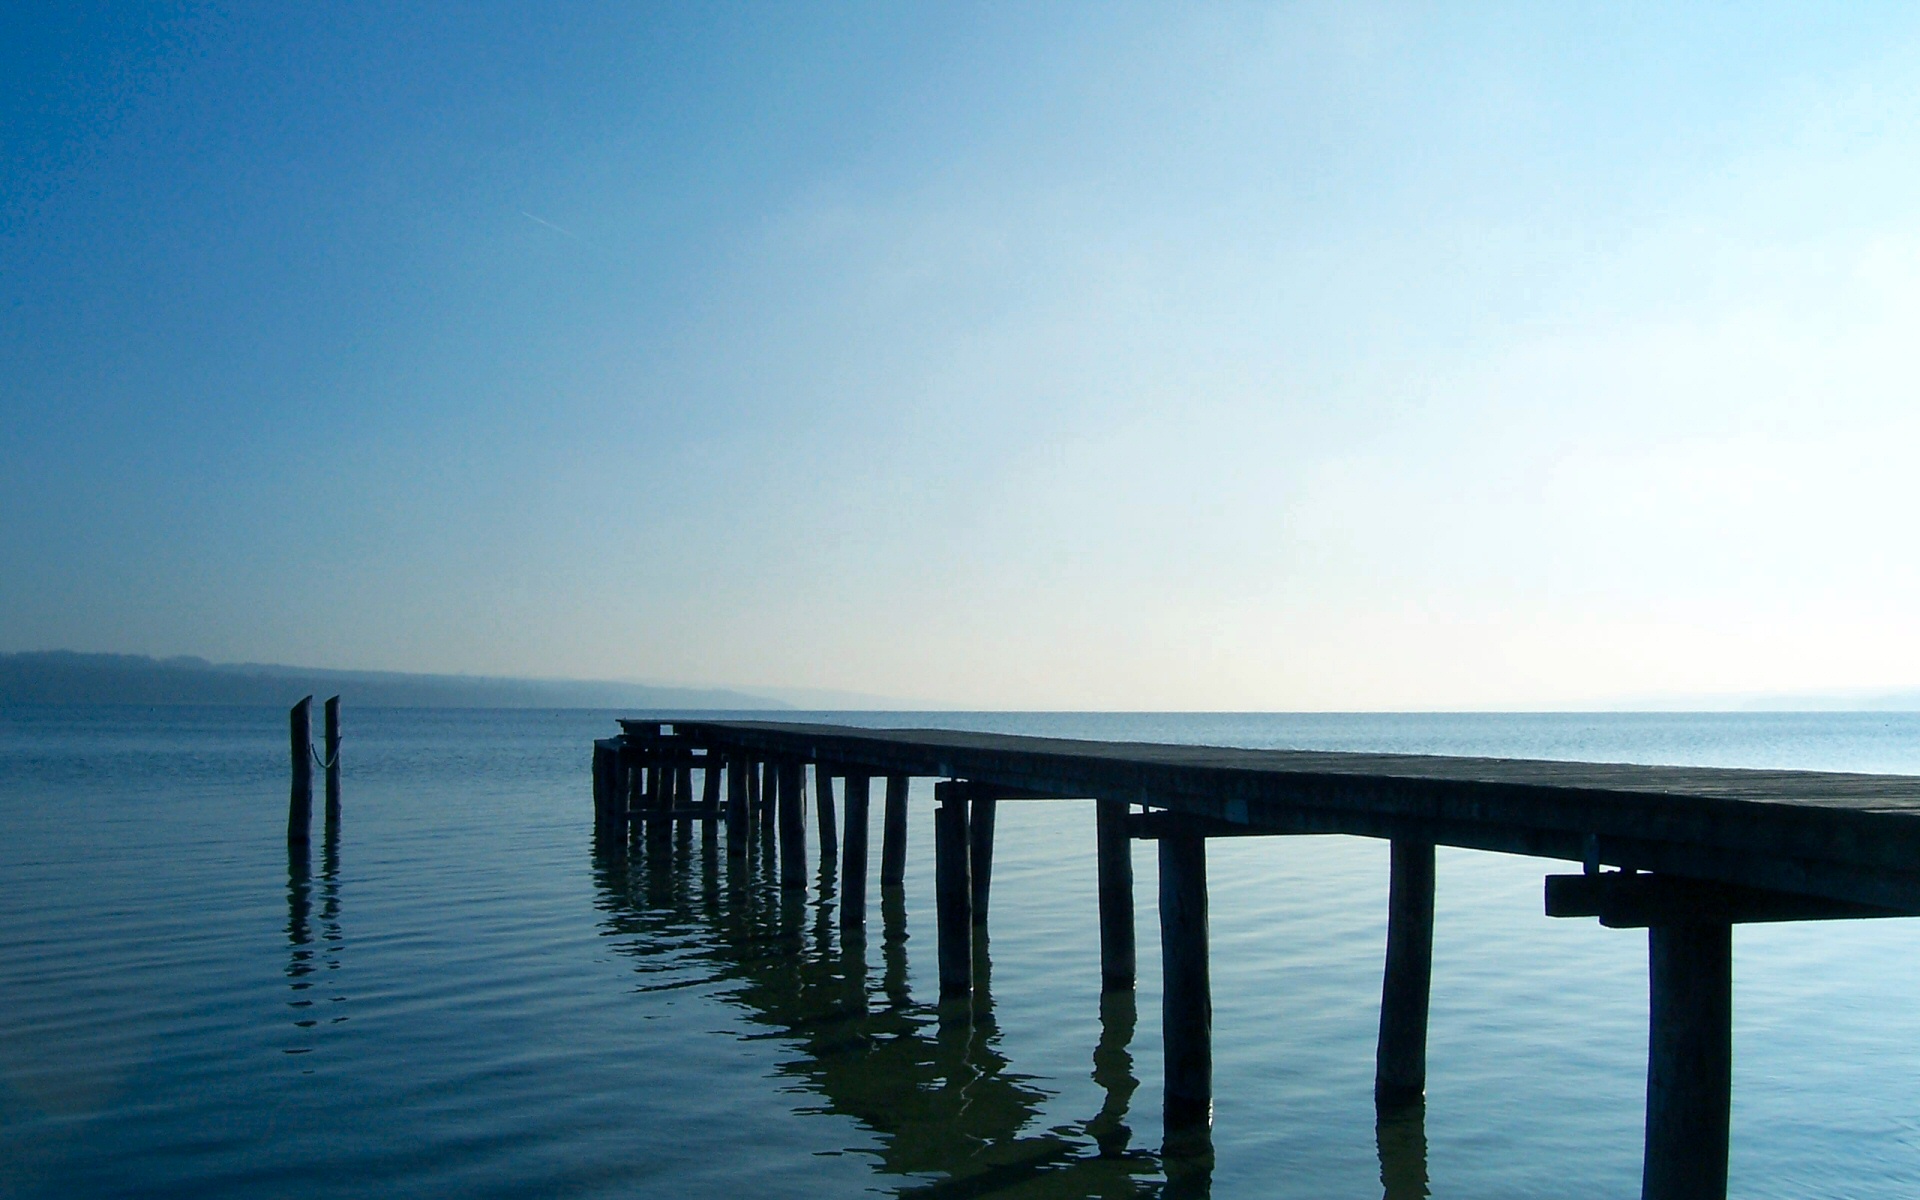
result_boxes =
[7,3,1920,708]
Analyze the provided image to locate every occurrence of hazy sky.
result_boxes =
[7,3,1920,709]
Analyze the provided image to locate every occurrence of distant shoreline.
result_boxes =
[0,651,789,710]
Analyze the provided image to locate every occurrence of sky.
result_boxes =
[7,3,1920,710]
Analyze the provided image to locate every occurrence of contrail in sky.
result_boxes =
[519,209,584,242]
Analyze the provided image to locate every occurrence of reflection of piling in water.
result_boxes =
[1377,1100,1431,1200]
[1088,989,1139,1158]
[590,824,1162,1197]
[881,886,911,1010]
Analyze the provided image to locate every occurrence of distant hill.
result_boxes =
[0,651,788,710]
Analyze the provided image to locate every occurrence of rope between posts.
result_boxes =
[311,745,340,771]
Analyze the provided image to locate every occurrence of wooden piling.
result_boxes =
[815,765,838,858]
[726,754,749,856]
[321,696,341,830]
[778,759,806,889]
[1376,837,1435,1111]
[969,794,997,926]
[701,752,721,821]
[934,795,973,997]
[287,696,313,845]
[881,775,909,887]
[1642,921,1732,1200]
[593,738,626,837]
[1096,798,1136,991]
[1158,827,1211,1143]
[842,774,871,933]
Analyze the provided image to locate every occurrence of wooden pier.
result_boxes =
[592,718,1920,1199]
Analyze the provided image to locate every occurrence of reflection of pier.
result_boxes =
[589,821,1168,1195]
[595,720,1920,1199]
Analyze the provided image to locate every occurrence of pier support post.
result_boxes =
[726,754,749,856]
[1158,825,1211,1146]
[1642,921,1731,1200]
[322,696,341,831]
[1376,837,1435,1111]
[287,696,313,845]
[642,746,663,828]
[969,794,997,926]
[881,775,909,887]
[842,774,871,933]
[815,765,838,859]
[777,760,806,889]
[702,753,721,809]
[1096,799,1136,991]
[934,793,973,997]
[593,738,628,839]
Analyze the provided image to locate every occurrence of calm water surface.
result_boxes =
[5,707,1920,1198]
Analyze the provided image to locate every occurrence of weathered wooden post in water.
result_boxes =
[880,775,909,887]
[841,773,871,933]
[969,792,997,926]
[934,786,972,997]
[322,696,341,832]
[1096,798,1136,991]
[777,759,806,888]
[1643,920,1731,1200]
[1158,822,1212,1148]
[287,696,313,845]
[725,754,749,856]
[1376,837,1435,1111]
[815,764,838,859]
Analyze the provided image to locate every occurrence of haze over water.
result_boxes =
[6,706,1920,1198]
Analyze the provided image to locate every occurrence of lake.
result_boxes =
[5,706,1920,1198]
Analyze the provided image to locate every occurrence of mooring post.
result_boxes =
[725,753,749,856]
[1158,825,1212,1147]
[287,696,313,845]
[934,791,973,997]
[1096,798,1137,991]
[321,696,341,831]
[969,792,997,926]
[815,764,838,859]
[778,759,806,889]
[841,773,871,933]
[881,774,909,887]
[1376,837,1436,1111]
[1642,920,1732,1200]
